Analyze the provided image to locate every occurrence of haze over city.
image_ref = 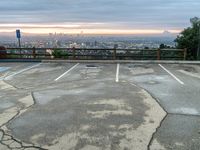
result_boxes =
[0,0,200,35]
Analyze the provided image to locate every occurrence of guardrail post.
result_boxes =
[142,49,144,60]
[113,48,117,60]
[33,47,36,59]
[72,47,76,60]
[0,46,7,59]
[183,48,187,60]
[157,48,161,60]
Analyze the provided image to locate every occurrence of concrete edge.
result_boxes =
[0,59,200,64]
[42,59,200,64]
[0,59,42,63]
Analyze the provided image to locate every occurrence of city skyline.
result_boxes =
[0,0,200,35]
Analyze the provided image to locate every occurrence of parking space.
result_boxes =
[0,63,37,80]
[54,63,117,84]
[4,63,77,89]
[0,62,200,150]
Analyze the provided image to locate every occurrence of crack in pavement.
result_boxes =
[147,114,168,150]
[126,82,168,150]
[0,81,47,150]
[124,81,168,150]
[0,128,47,150]
[142,90,168,150]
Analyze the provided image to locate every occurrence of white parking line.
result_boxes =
[55,63,79,81]
[4,63,42,80]
[116,63,120,82]
[159,64,184,85]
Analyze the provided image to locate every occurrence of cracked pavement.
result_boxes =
[0,62,200,150]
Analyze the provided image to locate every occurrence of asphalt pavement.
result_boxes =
[0,62,200,150]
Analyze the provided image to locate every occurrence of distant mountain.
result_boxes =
[161,30,177,37]
[163,30,171,34]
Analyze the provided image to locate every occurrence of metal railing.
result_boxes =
[0,47,187,60]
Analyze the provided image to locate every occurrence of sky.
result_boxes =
[0,0,200,35]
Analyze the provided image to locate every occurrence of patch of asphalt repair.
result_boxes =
[7,81,165,150]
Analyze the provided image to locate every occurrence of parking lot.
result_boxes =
[0,62,200,150]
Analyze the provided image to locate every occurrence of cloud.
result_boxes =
[0,0,199,30]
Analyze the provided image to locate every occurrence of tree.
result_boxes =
[175,17,200,60]
[159,44,171,49]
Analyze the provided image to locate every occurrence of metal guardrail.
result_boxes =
[0,47,187,60]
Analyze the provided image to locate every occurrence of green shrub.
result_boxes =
[52,50,68,59]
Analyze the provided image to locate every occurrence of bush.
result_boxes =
[52,49,68,59]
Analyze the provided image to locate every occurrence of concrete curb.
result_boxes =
[0,59,200,64]
[42,59,200,64]
[0,59,41,63]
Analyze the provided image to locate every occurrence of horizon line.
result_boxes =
[0,29,181,35]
